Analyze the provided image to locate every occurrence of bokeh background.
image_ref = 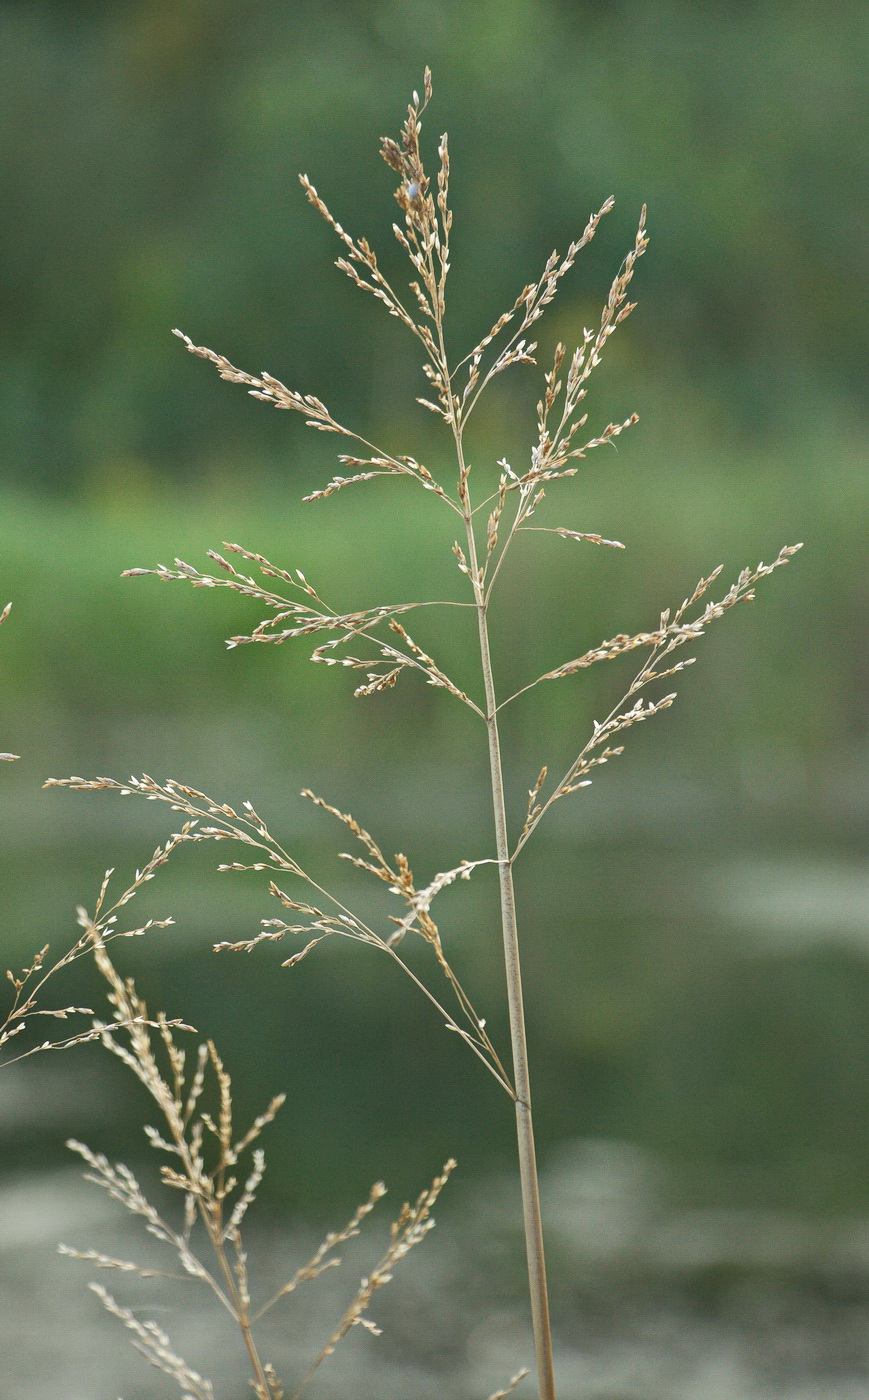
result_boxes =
[1,1,867,1396]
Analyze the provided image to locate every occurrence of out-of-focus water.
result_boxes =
[5,1137,869,1399]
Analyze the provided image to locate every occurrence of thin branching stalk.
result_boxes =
[2,832,189,1069]
[62,882,460,1399]
[51,70,802,1398]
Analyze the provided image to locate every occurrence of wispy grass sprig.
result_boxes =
[509,544,802,853]
[453,197,617,430]
[45,773,514,1095]
[286,1158,456,1400]
[61,905,456,1400]
[1,839,188,1069]
[55,71,802,1398]
[123,542,480,708]
[172,332,456,511]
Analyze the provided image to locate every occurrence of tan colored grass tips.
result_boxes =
[58,904,455,1400]
[42,71,800,1399]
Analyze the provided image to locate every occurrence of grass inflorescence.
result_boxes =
[23,70,801,1398]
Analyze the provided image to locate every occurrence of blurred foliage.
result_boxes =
[1,0,867,1219]
[0,0,866,491]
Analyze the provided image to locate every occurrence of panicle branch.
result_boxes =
[124,542,478,710]
[487,1372,532,1400]
[533,208,648,473]
[470,209,646,606]
[172,331,457,509]
[512,545,801,698]
[1,828,193,1069]
[252,1180,387,1322]
[301,789,513,1092]
[514,544,802,855]
[173,330,340,426]
[89,1284,217,1400]
[46,773,512,1092]
[312,613,483,715]
[289,1158,456,1400]
[455,198,619,435]
[303,450,450,504]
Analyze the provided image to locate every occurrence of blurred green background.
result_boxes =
[0,0,867,1383]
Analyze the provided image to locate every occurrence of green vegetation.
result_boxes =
[1,1,865,493]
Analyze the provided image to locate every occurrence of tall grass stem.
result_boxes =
[459,438,556,1399]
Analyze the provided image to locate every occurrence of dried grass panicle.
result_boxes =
[288,1158,456,1400]
[173,333,451,508]
[63,910,455,1399]
[90,1284,217,1400]
[124,544,478,709]
[1,941,96,1066]
[54,72,802,1400]
[511,543,802,856]
[535,545,800,685]
[47,772,514,1095]
[1,846,189,1070]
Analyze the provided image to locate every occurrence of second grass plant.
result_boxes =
[54,71,801,1398]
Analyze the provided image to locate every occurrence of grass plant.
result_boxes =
[58,881,469,1400]
[44,72,800,1397]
